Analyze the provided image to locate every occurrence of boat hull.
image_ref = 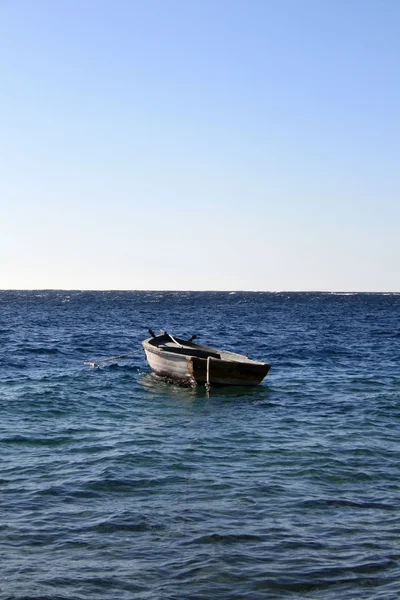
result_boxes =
[144,346,193,384]
[143,334,271,387]
[188,356,270,386]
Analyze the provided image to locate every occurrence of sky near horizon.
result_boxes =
[1,0,399,291]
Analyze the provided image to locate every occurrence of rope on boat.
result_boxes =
[84,349,141,368]
[167,332,184,348]
[205,356,211,395]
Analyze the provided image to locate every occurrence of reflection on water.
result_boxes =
[139,372,199,397]
[138,372,271,403]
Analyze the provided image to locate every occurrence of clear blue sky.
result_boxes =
[1,0,399,291]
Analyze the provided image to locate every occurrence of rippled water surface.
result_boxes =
[1,291,400,599]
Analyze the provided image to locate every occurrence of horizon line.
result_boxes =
[1,288,399,294]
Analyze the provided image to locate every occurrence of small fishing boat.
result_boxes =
[142,330,271,387]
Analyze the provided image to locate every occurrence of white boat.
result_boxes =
[142,330,271,387]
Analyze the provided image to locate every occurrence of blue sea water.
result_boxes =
[1,290,399,600]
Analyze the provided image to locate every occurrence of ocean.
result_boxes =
[1,290,399,599]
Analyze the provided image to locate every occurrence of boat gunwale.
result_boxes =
[142,335,271,367]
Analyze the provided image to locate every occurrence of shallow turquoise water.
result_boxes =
[1,291,399,599]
